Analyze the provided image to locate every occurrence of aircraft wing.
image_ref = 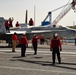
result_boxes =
[60,25,76,31]
[6,31,26,34]
[31,30,65,33]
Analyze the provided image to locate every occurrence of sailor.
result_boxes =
[40,34,44,45]
[75,37,76,45]
[12,32,18,52]
[29,18,34,26]
[32,34,38,55]
[9,17,14,27]
[15,21,20,27]
[50,33,62,64]
[20,33,28,57]
[4,20,10,33]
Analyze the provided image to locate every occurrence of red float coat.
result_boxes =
[50,38,62,49]
[5,21,9,27]
[20,36,28,44]
[29,19,34,26]
[9,20,13,25]
[16,22,20,27]
[16,23,20,27]
[12,34,18,42]
[32,37,38,43]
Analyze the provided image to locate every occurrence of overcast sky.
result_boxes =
[0,0,76,27]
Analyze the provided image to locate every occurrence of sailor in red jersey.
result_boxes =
[12,32,18,52]
[15,21,20,27]
[5,20,10,32]
[50,33,62,64]
[29,18,34,26]
[20,34,28,57]
[9,17,14,27]
[32,34,38,55]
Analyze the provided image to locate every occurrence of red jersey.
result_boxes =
[50,38,62,49]
[12,34,18,42]
[32,37,38,43]
[20,37,28,44]
[5,21,9,27]
[15,22,20,27]
[16,23,20,27]
[29,19,34,26]
[9,20,13,25]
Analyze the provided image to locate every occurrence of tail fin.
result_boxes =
[0,17,6,34]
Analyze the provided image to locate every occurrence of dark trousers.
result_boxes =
[21,44,26,57]
[9,24,13,27]
[52,47,61,64]
[40,39,44,45]
[75,40,76,45]
[5,26,10,32]
[33,42,37,54]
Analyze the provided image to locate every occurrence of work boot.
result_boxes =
[58,60,61,64]
[12,50,15,52]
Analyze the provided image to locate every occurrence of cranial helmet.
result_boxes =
[53,33,58,37]
[22,33,26,36]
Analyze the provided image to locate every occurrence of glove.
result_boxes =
[60,48,62,51]
[50,48,53,51]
